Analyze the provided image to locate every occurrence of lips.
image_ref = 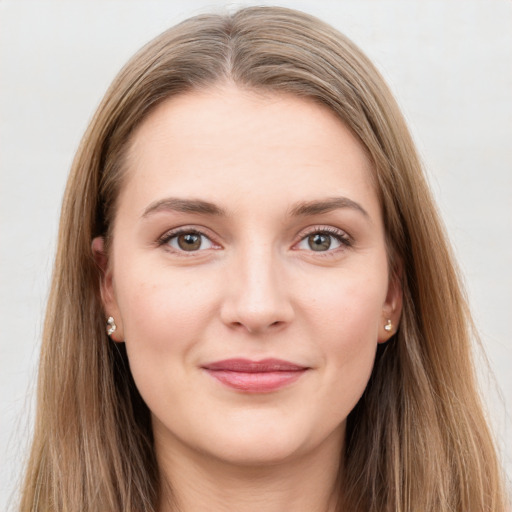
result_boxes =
[201,358,309,393]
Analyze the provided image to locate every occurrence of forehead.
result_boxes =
[119,84,378,219]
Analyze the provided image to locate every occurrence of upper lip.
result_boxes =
[201,358,308,373]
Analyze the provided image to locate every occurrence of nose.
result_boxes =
[220,245,295,334]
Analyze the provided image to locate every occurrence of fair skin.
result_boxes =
[93,83,401,512]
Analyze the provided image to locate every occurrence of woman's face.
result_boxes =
[95,84,401,466]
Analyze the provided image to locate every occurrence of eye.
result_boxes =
[164,230,215,252]
[295,229,350,252]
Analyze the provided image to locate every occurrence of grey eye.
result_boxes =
[308,233,332,251]
[296,229,349,252]
[296,232,344,252]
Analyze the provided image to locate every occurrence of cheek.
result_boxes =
[299,266,386,400]
[112,265,221,416]
[300,265,386,343]
[112,261,223,381]
[115,261,215,332]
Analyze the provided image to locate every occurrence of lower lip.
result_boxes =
[204,369,307,393]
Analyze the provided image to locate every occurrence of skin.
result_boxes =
[93,83,401,512]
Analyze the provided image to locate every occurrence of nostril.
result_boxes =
[228,319,284,334]
[220,292,295,333]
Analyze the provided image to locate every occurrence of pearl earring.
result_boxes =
[106,316,117,336]
[384,319,393,332]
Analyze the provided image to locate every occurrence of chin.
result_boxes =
[191,412,345,468]
[206,439,308,468]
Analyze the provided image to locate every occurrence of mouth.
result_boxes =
[201,358,309,393]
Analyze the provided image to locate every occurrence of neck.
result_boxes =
[156,430,343,512]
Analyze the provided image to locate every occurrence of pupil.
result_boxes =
[178,233,201,251]
[309,233,331,251]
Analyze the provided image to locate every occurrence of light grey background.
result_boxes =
[1,1,511,509]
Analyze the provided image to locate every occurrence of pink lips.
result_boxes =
[202,358,308,393]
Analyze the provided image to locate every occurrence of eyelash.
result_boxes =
[157,228,218,255]
[296,226,352,255]
[157,226,352,255]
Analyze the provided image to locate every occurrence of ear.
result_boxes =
[92,236,124,342]
[378,266,403,343]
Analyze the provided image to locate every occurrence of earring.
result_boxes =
[106,316,117,336]
[384,319,393,332]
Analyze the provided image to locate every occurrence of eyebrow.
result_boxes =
[289,197,370,219]
[142,198,226,218]
[141,195,369,220]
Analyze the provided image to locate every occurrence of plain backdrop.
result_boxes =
[1,0,511,509]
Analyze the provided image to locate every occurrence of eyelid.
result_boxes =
[157,226,222,253]
[293,225,352,252]
[155,224,352,255]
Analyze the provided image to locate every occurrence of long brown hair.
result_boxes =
[20,6,508,511]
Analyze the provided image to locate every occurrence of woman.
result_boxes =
[19,6,508,512]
